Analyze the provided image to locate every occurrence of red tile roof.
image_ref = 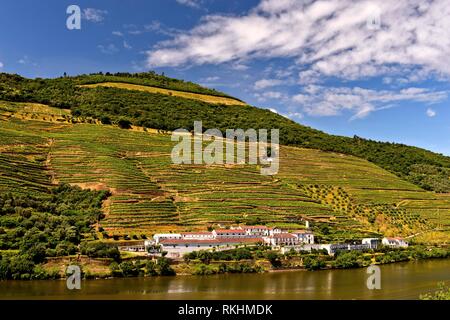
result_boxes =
[220,237,263,243]
[160,237,263,245]
[161,239,219,245]
[385,237,404,241]
[292,230,313,234]
[244,226,269,229]
[273,233,297,239]
[181,232,213,235]
[214,229,246,234]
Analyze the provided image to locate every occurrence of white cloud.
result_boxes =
[123,41,132,49]
[254,91,286,102]
[263,91,283,99]
[204,76,220,82]
[426,108,436,117]
[230,62,249,71]
[112,31,123,37]
[17,56,37,67]
[143,21,183,37]
[83,8,108,23]
[128,30,142,35]
[254,79,282,90]
[0,62,3,68]
[18,56,30,65]
[286,111,303,120]
[147,0,450,83]
[292,86,447,119]
[98,44,118,55]
[176,0,202,9]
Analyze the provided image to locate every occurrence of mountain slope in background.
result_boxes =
[1,72,450,193]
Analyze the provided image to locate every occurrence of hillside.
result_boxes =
[80,82,247,106]
[0,100,449,245]
[1,72,450,193]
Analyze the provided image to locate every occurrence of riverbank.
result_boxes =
[2,244,449,280]
[37,244,450,279]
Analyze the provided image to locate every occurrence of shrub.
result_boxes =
[157,257,175,276]
[117,118,132,129]
[303,256,326,271]
[333,251,363,269]
[80,242,121,262]
[266,252,282,267]
[119,261,140,277]
[145,261,158,276]
[420,283,450,300]
[100,116,112,125]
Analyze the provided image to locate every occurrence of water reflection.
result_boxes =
[0,259,449,300]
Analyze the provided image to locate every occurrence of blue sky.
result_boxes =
[1,0,449,155]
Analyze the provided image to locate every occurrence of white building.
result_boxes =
[382,237,409,248]
[213,229,247,238]
[362,238,381,249]
[160,237,263,258]
[268,227,287,236]
[280,244,322,254]
[264,233,299,246]
[181,232,215,240]
[291,230,314,244]
[244,226,270,236]
[153,233,182,244]
[319,243,370,255]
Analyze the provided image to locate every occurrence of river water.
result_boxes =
[0,259,449,300]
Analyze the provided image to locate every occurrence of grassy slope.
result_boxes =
[80,82,247,106]
[73,72,237,98]
[1,101,448,244]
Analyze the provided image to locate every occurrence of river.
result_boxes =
[0,259,449,300]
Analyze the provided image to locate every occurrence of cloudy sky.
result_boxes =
[1,0,450,155]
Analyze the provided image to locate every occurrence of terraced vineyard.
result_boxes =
[0,101,449,243]
[277,146,450,242]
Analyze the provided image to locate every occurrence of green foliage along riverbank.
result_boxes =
[177,245,450,275]
[0,184,110,280]
[420,283,450,300]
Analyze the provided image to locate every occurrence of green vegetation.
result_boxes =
[332,251,371,269]
[0,72,449,281]
[74,72,235,98]
[80,242,121,262]
[182,248,268,275]
[420,283,450,300]
[109,257,175,277]
[408,164,450,192]
[184,247,259,263]
[81,82,246,105]
[0,184,111,280]
[193,262,263,275]
[303,256,327,271]
[181,246,450,275]
[0,100,448,240]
